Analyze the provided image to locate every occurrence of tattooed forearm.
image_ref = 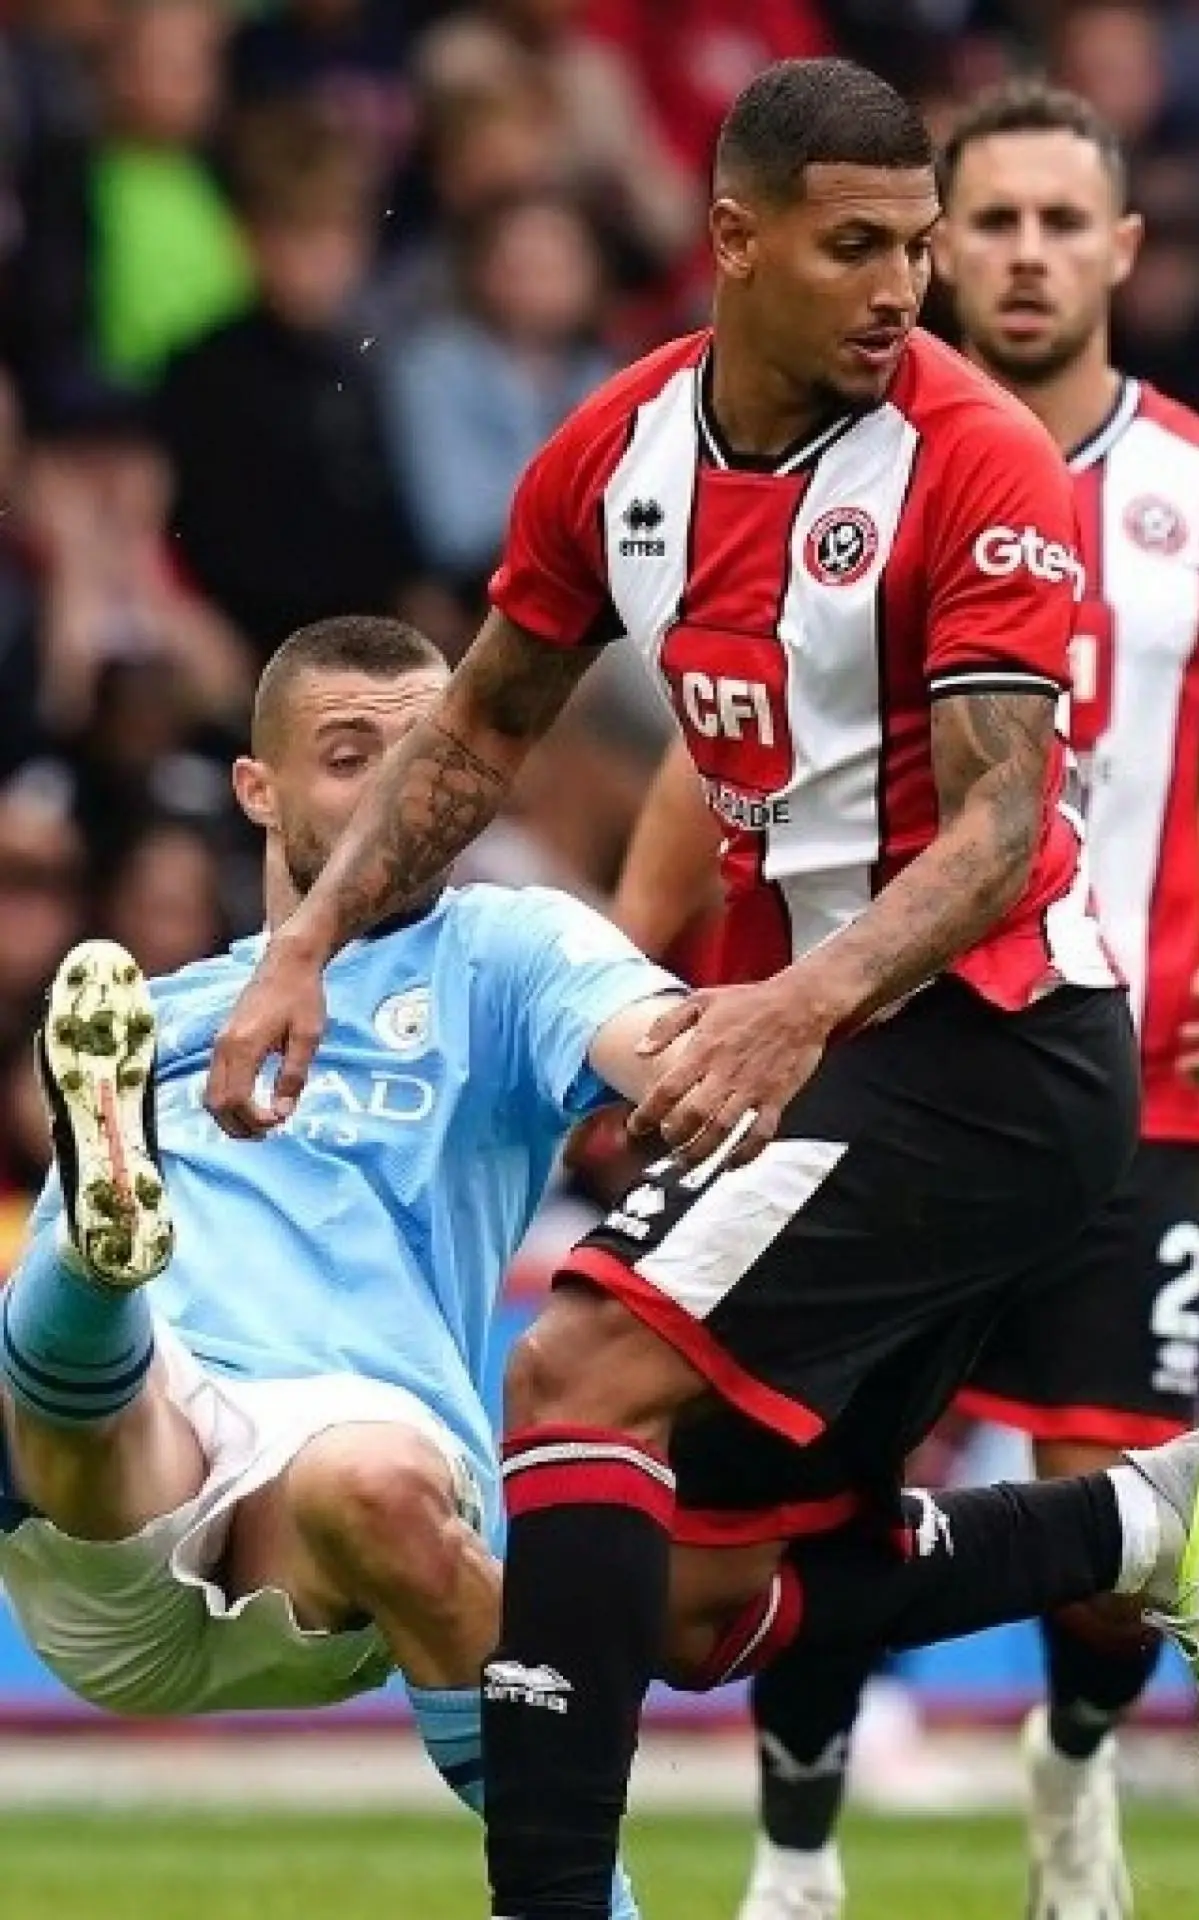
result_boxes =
[457,614,602,740]
[287,613,604,954]
[790,689,1056,1030]
[318,719,508,946]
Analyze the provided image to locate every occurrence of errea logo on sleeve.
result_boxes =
[972,525,1086,602]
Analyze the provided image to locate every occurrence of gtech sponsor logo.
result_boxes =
[972,524,1085,601]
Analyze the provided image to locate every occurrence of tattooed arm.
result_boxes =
[628,688,1057,1160]
[794,685,1056,1029]
[206,612,606,1134]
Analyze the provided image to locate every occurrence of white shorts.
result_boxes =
[0,1322,487,1717]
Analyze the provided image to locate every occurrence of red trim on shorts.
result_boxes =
[563,1246,827,1447]
[953,1386,1188,1448]
[672,1491,861,1548]
[687,1562,806,1691]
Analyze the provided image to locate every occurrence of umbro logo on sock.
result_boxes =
[484,1661,573,1714]
[910,1488,954,1559]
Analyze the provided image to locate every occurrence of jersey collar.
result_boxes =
[695,344,861,477]
[1067,375,1141,473]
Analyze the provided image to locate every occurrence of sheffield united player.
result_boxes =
[685,85,1199,1920]
[196,61,1195,1920]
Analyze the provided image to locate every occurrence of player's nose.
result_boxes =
[1011,214,1051,268]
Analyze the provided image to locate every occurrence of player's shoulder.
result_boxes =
[894,329,1062,463]
[531,332,708,483]
[443,882,642,968]
[1133,381,1199,455]
[147,944,248,1010]
[567,331,708,435]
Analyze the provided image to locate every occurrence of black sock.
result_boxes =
[1043,1606,1162,1761]
[751,1642,873,1850]
[484,1425,674,1920]
[797,1473,1124,1653]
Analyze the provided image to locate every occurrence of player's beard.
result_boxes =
[968,310,1096,388]
[281,822,331,899]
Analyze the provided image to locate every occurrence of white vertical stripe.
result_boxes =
[1085,417,1199,1026]
[601,366,700,682]
[718,1574,782,1684]
[1043,809,1123,988]
[634,1138,848,1321]
[765,407,922,959]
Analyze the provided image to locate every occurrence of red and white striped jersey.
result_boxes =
[1068,379,1199,1140]
[491,328,1118,1012]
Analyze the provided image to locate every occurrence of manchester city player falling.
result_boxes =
[0,615,689,1920]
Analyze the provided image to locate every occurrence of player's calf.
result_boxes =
[484,1285,704,1919]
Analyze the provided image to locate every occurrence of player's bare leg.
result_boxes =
[230,1422,498,1689]
[225,1418,645,1918]
[1,941,203,1540]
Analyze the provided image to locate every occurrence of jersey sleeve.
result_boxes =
[486,889,682,1121]
[924,412,1082,701]
[488,408,622,649]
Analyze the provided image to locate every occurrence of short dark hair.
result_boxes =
[715,58,933,202]
[940,79,1127,209]
[231,102,374,228]
[252,616,447,755]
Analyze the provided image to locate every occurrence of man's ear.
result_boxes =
[710,194,760,283]
[232,756,278,831]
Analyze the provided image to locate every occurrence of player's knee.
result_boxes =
[294,1436,465,1617]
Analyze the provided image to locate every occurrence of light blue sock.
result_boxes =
[407,1683,641,1920]
[1,1231,154,1427]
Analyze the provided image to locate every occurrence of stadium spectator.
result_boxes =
[89,0,252,387]
[226,0,431,190]
[416,0,701,290]
[582,0,833,180]
[21,399,252,740]
[369,78,563,331]
[98,814,229,976]
[157,101,419,660]
[0,773,84,1045]
[385,188,614,595]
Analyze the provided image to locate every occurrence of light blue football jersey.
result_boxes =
[29,886,678,1534]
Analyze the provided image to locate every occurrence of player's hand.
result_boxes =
[627,978,829,1166]
[204,924,329,1138]
[1177,967,1199,1083]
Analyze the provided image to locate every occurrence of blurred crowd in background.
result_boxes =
[0,0,1198,1241]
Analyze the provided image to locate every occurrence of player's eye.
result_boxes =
[327,752,367,775]
[829,235,874,262]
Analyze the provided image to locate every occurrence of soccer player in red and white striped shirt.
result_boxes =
[201,61,1199,1920]
[614,81,1199,1920]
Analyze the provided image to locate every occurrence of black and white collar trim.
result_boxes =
[695,347,859,477]
[1068,376,1140,474]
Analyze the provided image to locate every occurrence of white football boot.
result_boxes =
[1022,1705,1132,1919]
[37,939,173,1287]
[735,1837,845,1920]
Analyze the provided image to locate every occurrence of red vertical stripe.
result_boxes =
[1071,461,1104,589]
[873,454,937,891]
[660,468,806,982]
[1141,646,1199,1138]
